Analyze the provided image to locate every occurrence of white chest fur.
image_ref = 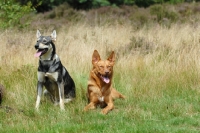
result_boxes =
[98,96,104,102]
[38,71,59,82]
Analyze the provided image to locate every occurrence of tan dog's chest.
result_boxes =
[98,86,112,102]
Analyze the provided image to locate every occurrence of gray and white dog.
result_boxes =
[34,30,75,110]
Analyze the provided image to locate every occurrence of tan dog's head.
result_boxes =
[92,50,115,84]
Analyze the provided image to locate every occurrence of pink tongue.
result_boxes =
[34,51,42,57]
[103,77,110,83]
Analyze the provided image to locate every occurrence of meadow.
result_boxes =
[1,4,200,132]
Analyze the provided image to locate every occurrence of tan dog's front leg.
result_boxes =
[101,96,114,114]
[84,91,99,111]
[84,102,96,111]
[88,85,102,97]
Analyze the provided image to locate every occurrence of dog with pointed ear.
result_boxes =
[34,30,76,111]
[36,30,56,41]
[84,50,125,114]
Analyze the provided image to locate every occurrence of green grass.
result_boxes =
[0,60,200,133]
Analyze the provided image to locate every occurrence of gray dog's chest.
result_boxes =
[38,58,61,83]
[39,60,55,72]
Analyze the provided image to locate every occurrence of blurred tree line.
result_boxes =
[15,0,197,12]
[0,0,198,29]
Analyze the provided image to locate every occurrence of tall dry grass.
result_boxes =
[1,22,200,102]
[1,22,200,132]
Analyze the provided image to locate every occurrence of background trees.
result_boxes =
[0,0,197,29]
[16,0,191,12]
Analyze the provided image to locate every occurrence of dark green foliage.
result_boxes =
[17,0,65,12]
[1,0,199,29]
[15,0,193,12]
[47,0,134,10]
[150,4,179,23]
[135,0,185,8]
[0,0,33,29]
[135,0,156,7]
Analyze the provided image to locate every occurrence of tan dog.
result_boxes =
[84,50,125,114]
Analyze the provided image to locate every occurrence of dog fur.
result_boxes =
[34,30,75,111]
[84,50,125,114]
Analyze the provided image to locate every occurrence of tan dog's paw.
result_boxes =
[101,108,109,115]
[84,104,96,112]
[84,107,88,112]
[120,95,125,99]
[84,106,90,112]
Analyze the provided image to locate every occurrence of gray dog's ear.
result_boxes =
[51,30,56,41]
[36,30,41,40]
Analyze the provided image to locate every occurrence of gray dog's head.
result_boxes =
[34,30,56,58]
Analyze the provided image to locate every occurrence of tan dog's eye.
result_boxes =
[99,66,103,68]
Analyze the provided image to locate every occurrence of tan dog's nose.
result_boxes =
[105,71,109,75]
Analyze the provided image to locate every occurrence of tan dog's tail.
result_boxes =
[111,88,125,99]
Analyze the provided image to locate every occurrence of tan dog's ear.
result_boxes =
[107,51,115,63]
[92,50,101,64]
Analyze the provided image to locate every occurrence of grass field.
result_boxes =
[1,12,200,132]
